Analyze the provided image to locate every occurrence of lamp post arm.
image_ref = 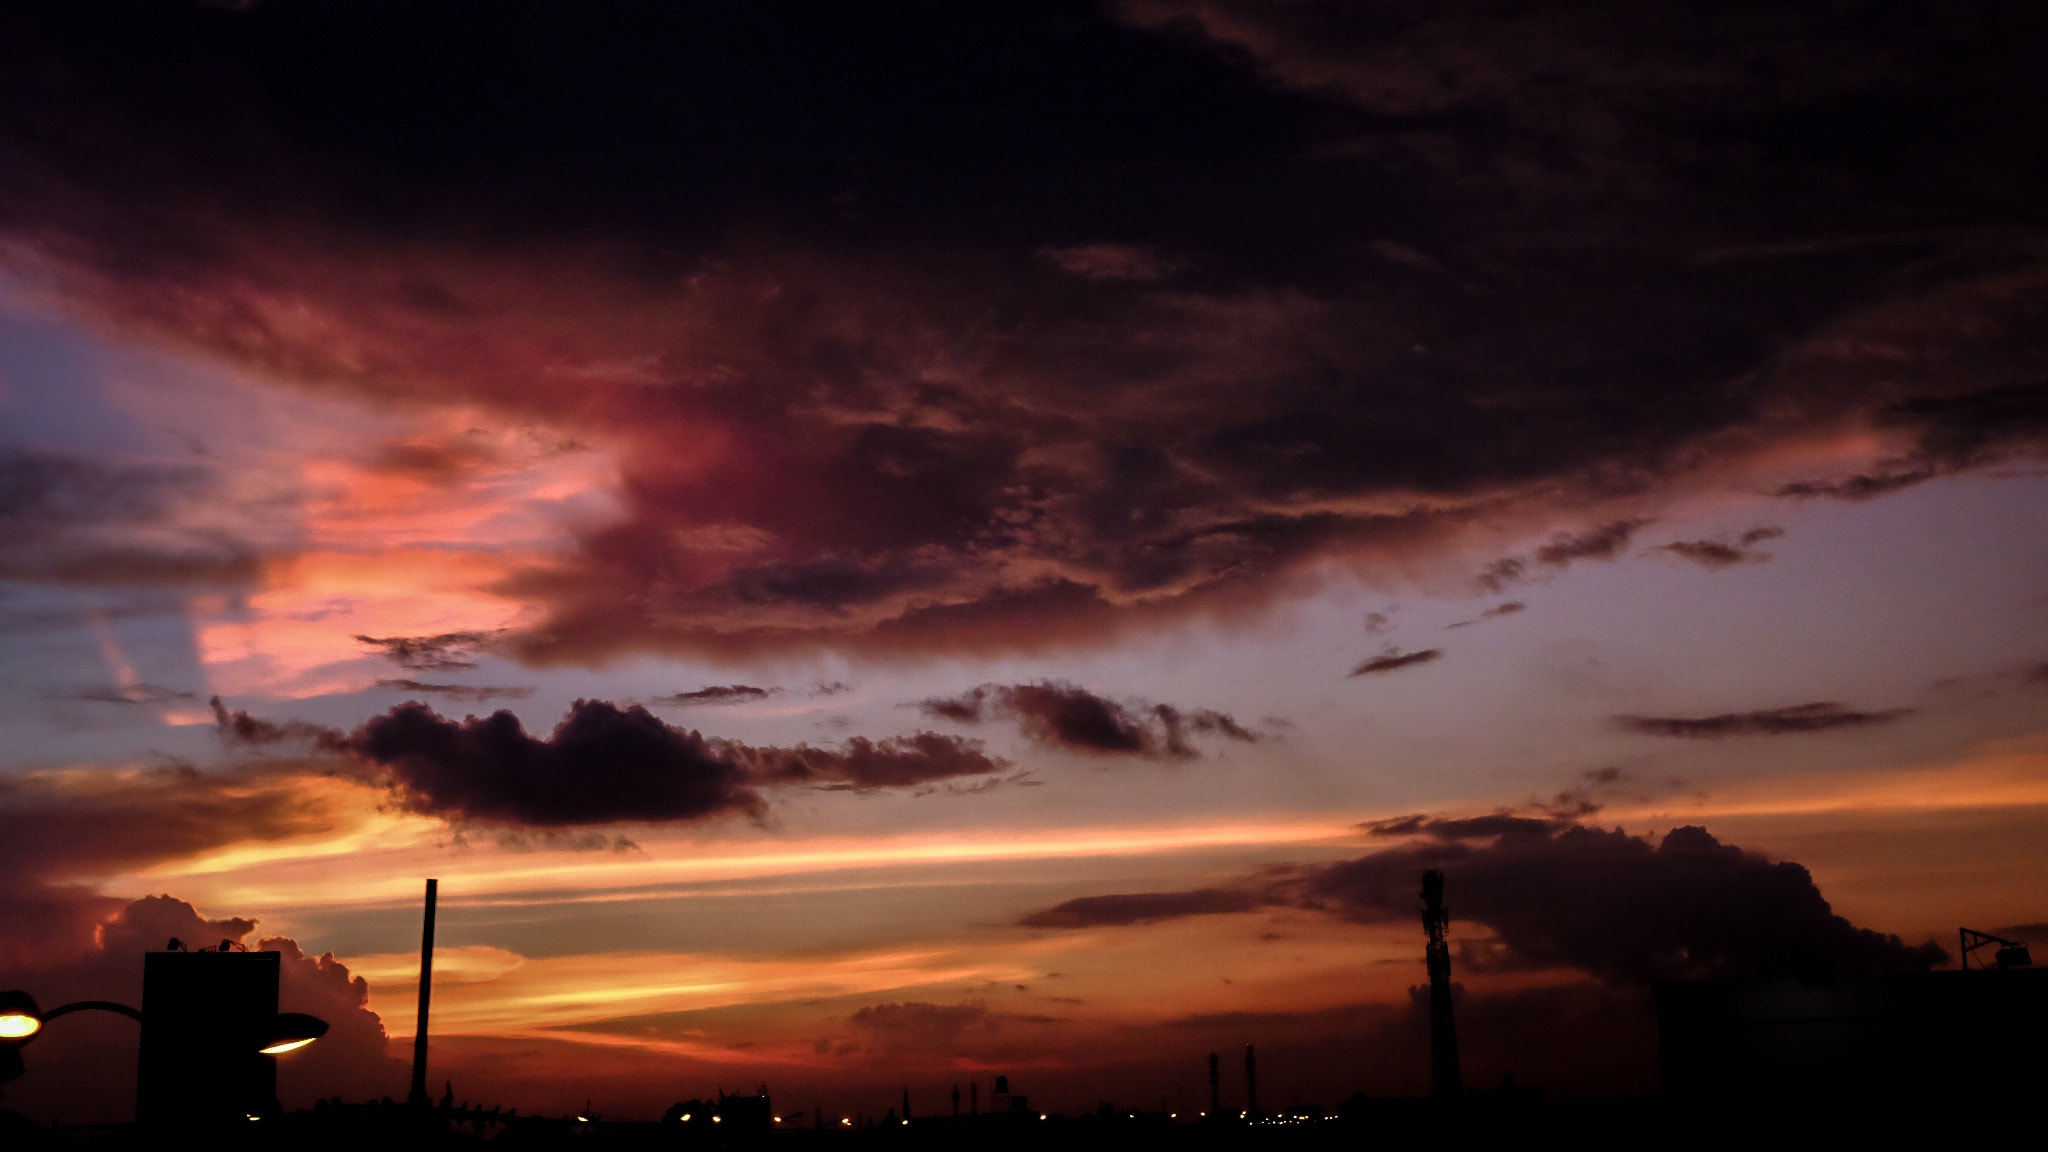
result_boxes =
[44,1001,144,1023]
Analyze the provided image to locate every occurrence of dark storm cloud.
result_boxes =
[653,684,780,706]
[1022,820,1945,983]
[0,449,260,586]
[1615,701,1911,737]
[2,2,2046,655]
[353,631,499,671]
[1348,648,1441,676]
[918,681,1258,759]
[347,698,1005,824]
[374,679,533,702]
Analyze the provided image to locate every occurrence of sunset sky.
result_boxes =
[2,0,2046,1126]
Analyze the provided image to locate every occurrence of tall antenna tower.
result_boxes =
[1421,869,1461,1099]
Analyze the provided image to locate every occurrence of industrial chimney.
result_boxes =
[408,878,438,1107]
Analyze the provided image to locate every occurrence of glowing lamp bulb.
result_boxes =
[259,1012,328,1056]
[0,991,43,1044]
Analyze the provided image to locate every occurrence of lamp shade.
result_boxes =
[0,990,42,1044]
[260,1012,329,1055]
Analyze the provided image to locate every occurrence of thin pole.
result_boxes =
[409,878,439,1106]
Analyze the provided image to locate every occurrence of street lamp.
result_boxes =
[0,967,328,1127]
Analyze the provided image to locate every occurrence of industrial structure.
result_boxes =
[1420,869,1461,1099]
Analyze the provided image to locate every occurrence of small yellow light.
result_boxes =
[680,1114,692,1122]
[258,1037,316,1055]
[0,1014,40,1041]
[712,1115,722,1123]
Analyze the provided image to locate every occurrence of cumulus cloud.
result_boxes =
[1348,648,1441,676]
[918,681,1258,759]
[1614,701,1911,737]
[350,700,767,826]
[0,4,2040,657]
[346,698,1005,825]
[1021,819,1946,983]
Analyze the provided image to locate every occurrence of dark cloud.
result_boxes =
[348,698,1005,824]
[846,1001,990,1051]
[1023,820,1946,984]
[1656,526,1784,568]
[211,695,351,753]
[1615,701,1911,737]
[1362,813,1570,841]
[1473,520,1651,591]
[1474,559,1527,594]
[1534,520,1653,568]
[1445,600,1524,629]
[1348,648,1442,676]
[353,631,499,671]
[1,3,2044,655]
[742,731,1007,791]
[1776,468,1938,501]
[350,700,765,826]
[1021,888,1265,929]
[375,679,532,702]
[918,681,1258,759]
[652,684,779,706]
[0,449,260,586]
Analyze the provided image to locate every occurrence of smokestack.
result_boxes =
[1244,1044,1258,1118]
[1421,869,1461,1099]
[408,878,439,1107]
[1208,1052,1219,1116]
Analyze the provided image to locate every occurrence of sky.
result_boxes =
[1,0,2046,1125]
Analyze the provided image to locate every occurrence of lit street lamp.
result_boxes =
[1,949,329,1127]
